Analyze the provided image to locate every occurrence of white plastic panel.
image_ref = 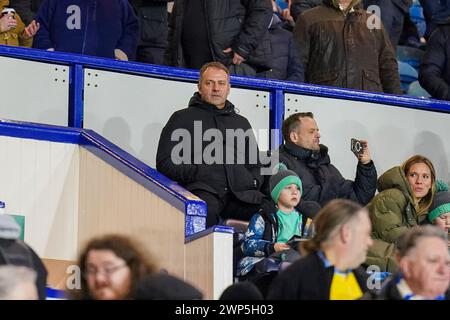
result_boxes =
[0,136,79,260]
[285,93,450,184]
[83,69,270,167]
[0,56,69,125]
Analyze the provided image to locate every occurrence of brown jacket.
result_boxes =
[0,0,32,47]
[293,0,401,94]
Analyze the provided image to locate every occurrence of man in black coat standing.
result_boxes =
[128,0,170,65]
[278,112,377,207]
[419,17,450,101]
[165,0,273,76]
[156,62,272,227]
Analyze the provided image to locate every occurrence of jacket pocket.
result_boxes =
[362,69,383,92]
[139,7,168,45]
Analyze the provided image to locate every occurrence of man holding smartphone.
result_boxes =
[278,112,377,207]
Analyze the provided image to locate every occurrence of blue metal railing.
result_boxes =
[1,45,450,149]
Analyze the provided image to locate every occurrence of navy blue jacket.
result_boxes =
[419,21,450,101]
[34,0,139,60]
[259,15,304,82]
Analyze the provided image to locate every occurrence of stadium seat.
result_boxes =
[397,45,424,70]
[398,61,419,92]
[407,80,431,98]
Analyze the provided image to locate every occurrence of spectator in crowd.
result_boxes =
[0,266,38,300]
[0,0,39,47]
[419,0,450,39]
[219,281,264,300]
[157,62,274,227]
[236,167,307,294]
[363,0,412,46]
[426,190,450,247]
[419,19,450,101]
[134,272,203,299]
[366,155,436,272]
[0,212,47,300]
[293,0,402,94]
[9,0,42,25]
[165,0,273,76]
[398,12,425,50]
[290,0,322,21]
[366,225,450,300]
[129,0,170,65]
[279,112,377,208]
[258,1,304,82]
[68,234,157,300]
[267,199,373,300]
[33,0,139,61]
[272,0,295,28]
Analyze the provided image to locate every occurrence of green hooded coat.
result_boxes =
[365,166,428,272]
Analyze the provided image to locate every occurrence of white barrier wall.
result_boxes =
[0,56,69,126]
[83,68,270,167]
[285,94,450,184]
[0,136,79,260]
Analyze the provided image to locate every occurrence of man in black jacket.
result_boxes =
[9,0,41,25]
[279,112,377,207]
[129,0,170,65]
[156,62,272,227]
[419,18,450,101]
[165,0,273,76]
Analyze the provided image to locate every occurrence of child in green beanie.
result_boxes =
[428,191,450,247]
[236,166,310,279]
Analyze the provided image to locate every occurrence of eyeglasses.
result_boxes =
[84,263,128,278]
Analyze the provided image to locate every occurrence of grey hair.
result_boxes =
[396,225,448,258]
[0,266,37,299]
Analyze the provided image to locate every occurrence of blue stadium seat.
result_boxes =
[407,80,431,98]
[397,45,424,70]
[398,61,419,92]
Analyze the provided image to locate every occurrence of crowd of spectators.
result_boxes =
[0,0,449,100]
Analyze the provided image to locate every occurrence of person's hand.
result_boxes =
[274,242,290,252]
[23,20,40,39]
[280,8,293,22]
[357,139,372,165]
[223,47,245,65]
[0,13,17,32]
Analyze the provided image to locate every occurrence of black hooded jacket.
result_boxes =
[156,93,266,204]
[278,141,377,206]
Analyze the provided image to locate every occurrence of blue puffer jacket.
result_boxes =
[419,21,450,101]
[34,0,139,60]
[236,209,303,276]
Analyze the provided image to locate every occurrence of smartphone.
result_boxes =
[350,138,364,156]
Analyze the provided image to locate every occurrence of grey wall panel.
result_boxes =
[83,69,270,167]
[285,94,450,184]
[0,56,69,125]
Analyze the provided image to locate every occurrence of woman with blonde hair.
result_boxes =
[366,155,436,272]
